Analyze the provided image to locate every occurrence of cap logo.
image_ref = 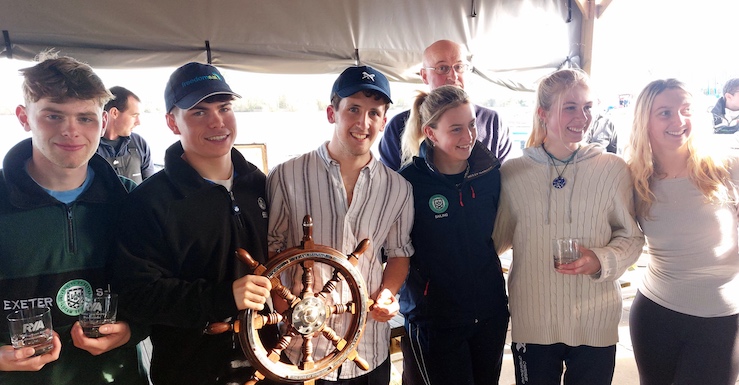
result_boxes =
[181,72,222,88]
[361,72,376,82]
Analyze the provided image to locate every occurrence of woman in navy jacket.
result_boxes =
[398,85,509,385]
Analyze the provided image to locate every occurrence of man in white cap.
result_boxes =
[267,65,414,384]
[111,62,276,385]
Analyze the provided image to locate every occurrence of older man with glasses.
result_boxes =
[378,39,512,171]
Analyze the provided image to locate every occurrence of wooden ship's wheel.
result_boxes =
[206,215,371,385]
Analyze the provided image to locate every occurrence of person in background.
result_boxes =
[96,86,156,183]
[711,78,739,133]
[267,65,414,385]
[111,62,276,385]
[585,101,618,154]
[627,78,739,385]
[378,39,511,170]
[398,85,509,384]
[0,53,146,384]
[492,68,644,385]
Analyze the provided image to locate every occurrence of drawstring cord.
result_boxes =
[459,185,476,207]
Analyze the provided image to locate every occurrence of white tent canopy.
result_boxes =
[1,0,582,91]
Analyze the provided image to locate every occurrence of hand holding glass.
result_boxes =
[553,238,581,268]
[79,292,118,338]
[7,307,54,357]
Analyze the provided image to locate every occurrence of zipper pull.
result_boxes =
[228,191,245,228]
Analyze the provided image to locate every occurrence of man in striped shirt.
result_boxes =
[267,65,414,385]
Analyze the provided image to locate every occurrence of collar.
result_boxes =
[2,138,129,209]
[162,141,261,197]
[316,141,378,176]
[414,140,499,182]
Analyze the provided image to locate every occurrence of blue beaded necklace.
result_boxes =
[542,145,580,189]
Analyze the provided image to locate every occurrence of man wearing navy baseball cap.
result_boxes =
[111,62,276,385]
[164,62,241,113]
[266,65,414,384]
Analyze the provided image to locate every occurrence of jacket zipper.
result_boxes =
[66,205,76,253]
[229,191,246,229]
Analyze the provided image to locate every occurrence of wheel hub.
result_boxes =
[292,296,328,335]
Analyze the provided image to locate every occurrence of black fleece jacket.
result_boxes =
[398,141,509,327]
[112,141,270,385]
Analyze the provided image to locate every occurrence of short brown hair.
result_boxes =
[20,51,112,107]
[105,86,141,112]
[723,78,739,95]
[330,89,390,113]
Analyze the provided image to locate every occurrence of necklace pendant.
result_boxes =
[552,176,566,189]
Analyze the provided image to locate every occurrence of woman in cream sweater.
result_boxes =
[493,68,644,385]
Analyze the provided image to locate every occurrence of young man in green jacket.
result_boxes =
[0,53,147,384]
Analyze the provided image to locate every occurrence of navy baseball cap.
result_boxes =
[164,62,240,112]
[331,65,392,103]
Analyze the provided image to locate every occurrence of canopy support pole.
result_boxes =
[3,30,11,59]
[574,0,616,75]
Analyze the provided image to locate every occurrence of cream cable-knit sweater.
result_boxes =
[493,144,644,347]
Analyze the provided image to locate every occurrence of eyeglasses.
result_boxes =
[423,63,470,76]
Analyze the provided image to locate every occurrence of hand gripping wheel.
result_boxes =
[205,215,372,385]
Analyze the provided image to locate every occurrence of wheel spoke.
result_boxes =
[317,268,344,300]
[321,325,348,351]
[274,283,299,308]
[267,329,296,362]
[253,312,283,330]
[329,302,356,316]
[300,260,315,299]
[300,334,315,369]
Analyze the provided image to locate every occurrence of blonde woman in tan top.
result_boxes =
[627,78,739,385]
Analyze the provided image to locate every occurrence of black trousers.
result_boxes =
[510,341,615,385]
[630,291,739,385]
[403,316,508,385]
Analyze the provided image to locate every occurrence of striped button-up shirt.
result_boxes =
[267,142,414,380]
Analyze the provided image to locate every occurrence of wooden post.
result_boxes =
[574,0,616,78]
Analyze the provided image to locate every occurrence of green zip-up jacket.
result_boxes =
[0,138,147,385]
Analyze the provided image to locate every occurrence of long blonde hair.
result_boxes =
[526,68,591,148]
[627,78,733,218]
[400,85,470,166]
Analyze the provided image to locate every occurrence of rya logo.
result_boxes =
[84,301,104,313]
[23,320,45,333]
